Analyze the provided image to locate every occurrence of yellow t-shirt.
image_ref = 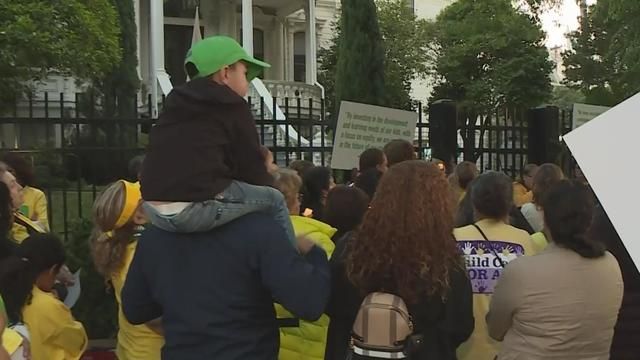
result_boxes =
[20,186,49,232]
[22,286,87,360]
[111,242,164,360]
[11,212,46,243]
[454,219,536,360]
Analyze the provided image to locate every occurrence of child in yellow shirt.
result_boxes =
[90,180,164,360]
[0,234,87,360]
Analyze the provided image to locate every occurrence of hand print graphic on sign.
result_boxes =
[457,241,525,294]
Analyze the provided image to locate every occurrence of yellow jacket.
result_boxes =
[276,216,336,360]
[22,286,87,360]
[531,232,549,253]
[111,242,164,360]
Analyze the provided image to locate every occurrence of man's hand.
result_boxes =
[296,236,316,255]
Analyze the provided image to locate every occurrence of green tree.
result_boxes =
[333,0,386,122]
[431,0,553,111]
[317,21,340,124]
[100,0,140,118]
[431,0,553,160]
[550,85,585,110]
[0,0,121,112]
[319,0,434,124]
[563,0,640,106]
[377,0,434,110]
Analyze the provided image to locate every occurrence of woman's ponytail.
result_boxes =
[542,180,605,259]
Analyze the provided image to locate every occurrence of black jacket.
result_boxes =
[141,78,273,202]
[325,233,474,360]
[122,213,331,360]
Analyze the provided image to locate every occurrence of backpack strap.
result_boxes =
[471,224,506,268]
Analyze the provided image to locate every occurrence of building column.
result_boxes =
[271,18,285,80]
[242,0,254,55]
[286,23,295,81]
[133,0,142,82]
[304,0,317,85]
[149,0,170,116]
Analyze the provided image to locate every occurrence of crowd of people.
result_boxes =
[0,35,637,360]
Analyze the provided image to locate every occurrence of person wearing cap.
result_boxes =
[127,36,330,359]
[140,36,297,246]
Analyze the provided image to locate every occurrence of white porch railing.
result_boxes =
[249,78,311,147]
[262,80,323,110]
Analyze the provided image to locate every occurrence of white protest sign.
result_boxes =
[564,93,640,271]
[64,269,82,309]
[331,101,418,170]
[572,103,611,129]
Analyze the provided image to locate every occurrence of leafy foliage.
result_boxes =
[319,0,434,126]
[333,0,387,121]
[430,0,553,111]
[375,0,434,110]
[563,0,640,106]
[550,85,585,110]
[65,218,118,339]
[0,0,121,112]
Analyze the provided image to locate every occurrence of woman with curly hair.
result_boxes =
[325,161,474,360]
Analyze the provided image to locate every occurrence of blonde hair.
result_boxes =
[273,169,302,211]
[90,181,135,280]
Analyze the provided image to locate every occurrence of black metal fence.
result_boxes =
[0,93,336,239]
[1,93,575,240]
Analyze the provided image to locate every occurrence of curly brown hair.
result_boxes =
[347,161,461,303]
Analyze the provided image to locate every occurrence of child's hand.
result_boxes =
[56,265,75,286]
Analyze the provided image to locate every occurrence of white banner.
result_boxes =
[331,101,417,170]
[572,103,611,129]
[564,94,639,271]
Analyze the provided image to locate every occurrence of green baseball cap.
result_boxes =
[184,36,270,81]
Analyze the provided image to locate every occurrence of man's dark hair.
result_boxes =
[455,161,479,190]
[324,185,370,236]
[383,140,415,167]
[471,171,513,219]
[358,148,385,172]
[354,168,383,201]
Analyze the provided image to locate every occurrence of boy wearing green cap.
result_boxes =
[140,36,297,246]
